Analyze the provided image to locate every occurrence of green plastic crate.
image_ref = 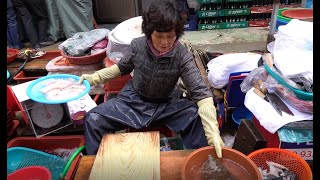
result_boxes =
[198,10,220,18]
[198,21,248,30]
[220,8,251,16]
[160,136,185,150]
[224,21,248,29]
[198,8,251,18]
[198,23,224,30]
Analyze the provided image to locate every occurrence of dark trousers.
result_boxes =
[84,81,208,155]
[12,0,49,48]
[7,0,22,49]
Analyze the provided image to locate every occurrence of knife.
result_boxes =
[266,92,294,116]
[253,88,294,116]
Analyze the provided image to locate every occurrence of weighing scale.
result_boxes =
[21,100,73,138]
[20,74,91,137]
[30,103,64,128]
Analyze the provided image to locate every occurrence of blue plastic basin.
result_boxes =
[276,18,289,30]
[232,106,253,126]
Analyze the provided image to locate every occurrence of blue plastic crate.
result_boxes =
[184,15,197,31]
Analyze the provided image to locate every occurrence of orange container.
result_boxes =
[7,135,85,180]
[103,57,132,93]
[248,148,312,180]
[181,146,262,180]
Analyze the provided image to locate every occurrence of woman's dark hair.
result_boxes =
[142,0,186,39]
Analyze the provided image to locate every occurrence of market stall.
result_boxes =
[6,0,313,179]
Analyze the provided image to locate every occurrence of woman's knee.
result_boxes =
[84,112,100,128]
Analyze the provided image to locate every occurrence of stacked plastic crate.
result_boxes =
[249,0,301,27]
[197,0,252,30]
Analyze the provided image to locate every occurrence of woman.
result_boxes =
[79,0,224,158]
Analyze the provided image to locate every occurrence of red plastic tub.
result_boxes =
[13,50,61,83]
[281,9,313,20]
[61,49,106,65]
[13,71,43,84]
[7,48,19,64]
[103,57,132,93]
[7,135,85,180]
[8,166,52,180]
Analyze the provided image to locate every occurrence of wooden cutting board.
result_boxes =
[89,131,160,180]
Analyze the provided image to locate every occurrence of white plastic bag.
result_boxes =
[59,28,110,56]
[273,19,313,78]
[274,19,313,51]
[106,16,145,63]
[207,53,261,89]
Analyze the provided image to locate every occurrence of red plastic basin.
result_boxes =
[7,48,19,64]
[13,71,42,84]
[8,166,52,180]
[281,9,313,20]
[61,49,106,65]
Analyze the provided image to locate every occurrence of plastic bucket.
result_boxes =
[276,18,289,30]
[232,106,253,126]
[181,146,262,180]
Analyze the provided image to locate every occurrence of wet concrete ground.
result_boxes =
[24,26,269,54]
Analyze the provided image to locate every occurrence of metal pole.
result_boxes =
[266,0,280,48]
[269,0,280,35]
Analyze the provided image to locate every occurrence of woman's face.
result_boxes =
[151,30,177,53]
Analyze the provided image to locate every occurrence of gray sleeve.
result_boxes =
[117,40,137,75]
[180,51,212,102]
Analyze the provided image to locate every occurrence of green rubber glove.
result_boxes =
[197,97,224,158]
[79,64,121,86]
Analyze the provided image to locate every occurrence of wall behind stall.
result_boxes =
[93,0,141,24]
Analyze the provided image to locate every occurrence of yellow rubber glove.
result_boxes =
[197,97,224,158]
[79,64,121,86]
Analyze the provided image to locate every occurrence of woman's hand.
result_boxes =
[197,97,225,158]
